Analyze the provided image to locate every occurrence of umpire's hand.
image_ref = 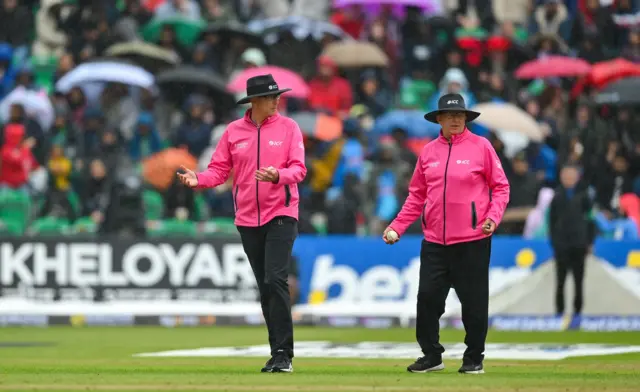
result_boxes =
[382,227,400,245]
[177,165,198,188]
[482,218,496,235]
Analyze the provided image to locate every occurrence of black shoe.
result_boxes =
[260,356,275,373]
[458,362,484,374]
[407,356,444,373]
[270,351,293,373]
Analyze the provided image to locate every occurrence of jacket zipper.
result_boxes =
[256,125,261,226]
[284,185,291,207]
[442,142,453,245]
[234,185,239,212]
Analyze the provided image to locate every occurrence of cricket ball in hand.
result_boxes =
[386,230,399,241]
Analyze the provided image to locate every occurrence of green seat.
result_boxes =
[201,217,237,235]
[28,217,71,236]
[0,218,25,236]
[143,190,165,221]
[149,219,198,237]
[71,216,98,235]
[193,193,208,221]
[0,189,32,235]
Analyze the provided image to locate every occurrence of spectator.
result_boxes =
[356,69,393,117]
[39,143,76,222]
[595,153,634,212]
[307,55,353,118]
[621,27,640,63]
[129,113,163,162]
[549,164,595,317]
[80,158,111,226]
[173,95,213,159]
[0,124,37,191]
[503,151,541,234]
[529,0,572,44]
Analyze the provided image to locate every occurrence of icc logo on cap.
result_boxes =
[447,100,459,104]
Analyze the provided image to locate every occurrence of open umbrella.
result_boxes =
[156,66,235,112]
[248,16,351,44]
[321,41,388,68]
[104,41,181,74]
[470,102,544,142]
[0,87,54,131]
[515,56,591,79]
[199,21,267,50]
[55,61,155,93]
[142,148,198,191]
[228,66,310,99]
[373,110,441,138]
[288,112,343,141]
[593,76,640,106]
[589,58,640,88]
[333,0,442,16]
[141,16,205,47]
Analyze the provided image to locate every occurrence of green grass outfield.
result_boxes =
[1,327,639,392]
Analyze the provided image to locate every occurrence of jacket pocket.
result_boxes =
[284,185,291,207]
[421,202,427,227]
[234,185,239,212]
[471,201,477,230]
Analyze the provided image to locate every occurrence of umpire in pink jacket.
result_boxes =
[178,74,306,373]
[383,93,510,374]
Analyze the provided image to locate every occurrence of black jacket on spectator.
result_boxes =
[549,187,595,251]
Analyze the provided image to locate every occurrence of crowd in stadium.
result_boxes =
[0,0,639,238]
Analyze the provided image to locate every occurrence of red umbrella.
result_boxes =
[515,56,591,79]
[589,58,640,89]
[570,58,640,99]
[228,66,310,99]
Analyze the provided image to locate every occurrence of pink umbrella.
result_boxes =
[515,56,592,79]
[228,66,310,99]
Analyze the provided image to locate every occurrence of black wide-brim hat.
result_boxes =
[236,73,292,104]
[424,93,481,124]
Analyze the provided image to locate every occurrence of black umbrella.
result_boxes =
[199,21,267,51]
[593,77,640,106]
[156,66,235,113]
[105,41,181,74]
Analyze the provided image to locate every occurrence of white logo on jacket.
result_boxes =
[235,142,248,149]
[427,161,440,168]
[269,140,283,146]
[457,160,470,165]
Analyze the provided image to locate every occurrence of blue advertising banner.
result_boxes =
[293,236,640,306]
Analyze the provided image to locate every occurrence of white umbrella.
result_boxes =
[471,102,544,142]
[55,61,155,93]
[0,87,54,131]
[495,129,530,159]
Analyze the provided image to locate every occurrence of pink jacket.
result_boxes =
[196,110,307,227]
[390,128,510,245]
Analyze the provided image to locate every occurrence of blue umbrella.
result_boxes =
[373,110,440,138]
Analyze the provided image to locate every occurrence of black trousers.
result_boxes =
[554,247,587,315]
[237,216,298,358]
[416,237,491,364]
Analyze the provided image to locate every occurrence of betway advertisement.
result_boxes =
[293,236,640,317]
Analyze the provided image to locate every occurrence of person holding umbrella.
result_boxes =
[177,74,306,373]
[383,93,510,374]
